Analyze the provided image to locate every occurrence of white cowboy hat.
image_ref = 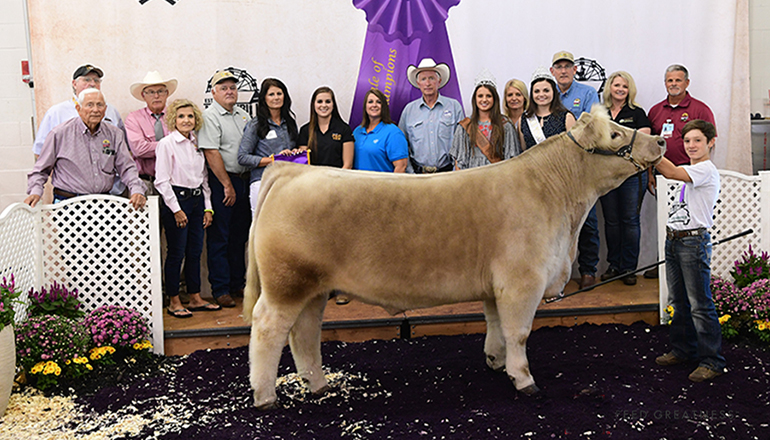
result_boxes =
[130,71,178,101]
[407,58,451,89]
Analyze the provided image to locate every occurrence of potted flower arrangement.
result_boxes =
[15,314,91,390]
[0,275,21,415]
[711,244,770,343]
[26,281,84,319]
[15,284,154,393]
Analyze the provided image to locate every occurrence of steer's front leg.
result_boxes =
[495,281,544,395]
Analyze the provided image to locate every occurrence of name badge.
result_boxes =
[661,120,675,139]
[265,130,278,140]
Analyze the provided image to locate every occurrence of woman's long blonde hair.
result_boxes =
[602,71,640,109]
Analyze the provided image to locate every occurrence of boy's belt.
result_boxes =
[666,227,706,240]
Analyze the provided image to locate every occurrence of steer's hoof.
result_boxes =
[518,383,541,396]
[486,355,505,372]
[312,384,331,395]
[254,400,279,411]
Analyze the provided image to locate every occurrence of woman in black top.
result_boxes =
[298,86,354,169]
[298,86,354,305]
[518,67,575,150]
[599,71,652,286]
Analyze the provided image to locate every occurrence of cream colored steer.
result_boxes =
[243,106,665,409]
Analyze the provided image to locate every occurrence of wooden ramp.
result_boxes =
[163,277,659,356]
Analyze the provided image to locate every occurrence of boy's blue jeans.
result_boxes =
[665,232,726,371]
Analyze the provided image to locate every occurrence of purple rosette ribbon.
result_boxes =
[272,150,310,165]
[349,0,463,128]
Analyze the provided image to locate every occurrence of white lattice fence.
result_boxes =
[657,171,769,323]
[0,196,163,354]
[0,205,38,322]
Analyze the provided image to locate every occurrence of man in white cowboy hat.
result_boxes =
[32,64,125,160]
[399,58,464,174]
[125,71,178,193]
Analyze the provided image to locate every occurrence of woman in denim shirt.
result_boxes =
[238,78,298,214]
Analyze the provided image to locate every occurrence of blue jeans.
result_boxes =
[206,171,251,298]
[599,172,647,273]
[161,189,204,297]
[665,233,725,370]
[578,205,600,276]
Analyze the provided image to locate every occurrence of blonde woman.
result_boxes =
[598,71,651,286]
[503,78,528,129]
[156,99,218,318]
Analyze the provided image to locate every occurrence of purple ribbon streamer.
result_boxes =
[349,0,463,128]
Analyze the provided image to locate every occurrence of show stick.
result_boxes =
[545,228,755,304]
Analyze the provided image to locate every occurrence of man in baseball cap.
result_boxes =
[550,51,601,289]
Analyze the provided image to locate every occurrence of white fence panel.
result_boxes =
[657,170,767,323]
[0,196,164,354]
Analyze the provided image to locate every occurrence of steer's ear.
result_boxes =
[572,104,610,147]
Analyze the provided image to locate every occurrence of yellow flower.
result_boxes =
[30,362,45,374]
[105,346,115,354]
[65,360,71,365]
[759,322,767,331]
[86,364,93,371]
[133,343,141,350]
[90,352,101,361]
[719,314,731,325]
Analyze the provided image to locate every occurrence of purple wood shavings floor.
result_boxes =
[75,322,769,439]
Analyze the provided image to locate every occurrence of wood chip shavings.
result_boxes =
[275,369,391,406]
[0,388,216,440]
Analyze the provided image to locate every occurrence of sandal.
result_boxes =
[188,303,222,312]
[167,307,193,318]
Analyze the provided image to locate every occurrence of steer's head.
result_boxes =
[569,105,666,173]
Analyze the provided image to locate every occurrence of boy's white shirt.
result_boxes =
[667,160,720,230]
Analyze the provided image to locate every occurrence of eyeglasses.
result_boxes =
[80,77,102,84]
[143,89,168,97]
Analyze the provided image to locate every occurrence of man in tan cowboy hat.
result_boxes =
[125,71,178,194]
[399,57,464,174]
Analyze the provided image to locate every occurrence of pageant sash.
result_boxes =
[526,115,547,145]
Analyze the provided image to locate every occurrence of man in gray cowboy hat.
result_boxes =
[399,58,464,174]
[32,64,125,160]
[125,71,178,194]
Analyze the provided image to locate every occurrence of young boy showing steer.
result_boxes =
[653,120,726,382]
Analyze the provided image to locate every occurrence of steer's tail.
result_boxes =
[242,166,282,323]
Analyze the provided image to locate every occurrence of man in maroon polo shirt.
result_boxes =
[649,64,716,166]
[645,64,716,279]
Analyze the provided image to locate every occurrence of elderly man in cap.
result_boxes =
[550,50,601,289]
[198,70,251,308]
[25,88,146,209]
[550,51,599,119]
[125,71,178,194]
[32,64,125,160]
[399,58,464,174]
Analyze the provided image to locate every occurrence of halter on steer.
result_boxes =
[567,128,648,214]
[566,129,645,172]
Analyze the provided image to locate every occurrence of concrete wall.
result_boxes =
[0,0,34,211]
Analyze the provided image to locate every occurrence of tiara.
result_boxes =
[531,66,556,84]
[474,68,497,89]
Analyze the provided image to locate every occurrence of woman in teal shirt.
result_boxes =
[352,89,408,172]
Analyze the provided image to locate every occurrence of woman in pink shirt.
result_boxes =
[155,99,217,318]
